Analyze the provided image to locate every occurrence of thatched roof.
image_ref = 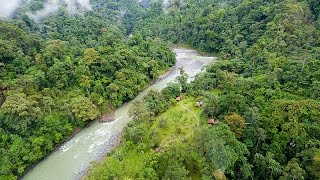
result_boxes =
[208,119,218,125]
[154,147,161,153]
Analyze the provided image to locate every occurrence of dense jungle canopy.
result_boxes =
[1,0,320,179]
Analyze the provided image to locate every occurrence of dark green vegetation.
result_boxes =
[86,0,320,179]
[85,91,252,180]
[0,1,175,179]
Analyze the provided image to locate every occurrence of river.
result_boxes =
[22,48,216,180]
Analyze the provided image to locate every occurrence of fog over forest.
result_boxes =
[2,0,320,179]
[0,0,92,19]
[0,0,20,18]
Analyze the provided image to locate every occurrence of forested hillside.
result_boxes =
[1,0,320,179]
[85,0,320,179]
[0,1,175,179]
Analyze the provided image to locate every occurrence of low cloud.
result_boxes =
[0,0,92,20]
[27,0,60,21]
[28,0,92,21]
[0,0,20,18]
[76,0,91,10]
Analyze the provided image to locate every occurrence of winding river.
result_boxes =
[22,48,216,180]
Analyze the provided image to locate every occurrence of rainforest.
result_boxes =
[1,0,320,179]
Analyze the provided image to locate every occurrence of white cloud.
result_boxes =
[0,0,20,18]
[0,0,92,20]
[28,0,92,21]
[76,0,92,10]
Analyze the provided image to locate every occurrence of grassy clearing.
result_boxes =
[212,88,221,96]
[86,96,205,179]
[155,97,202,144]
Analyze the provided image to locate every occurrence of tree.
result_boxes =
[156,142,191,179]
[129,33,144,46]
[44,40,69,66]
[308,0,320,19]
[1,92,41,133]
[79,75,93,96]
[143,90,169,115]
[67,95,99,125]
[123,123,146,144]
[212,169,227,180]
[219,93,247,115]
[47,60,72,89]
[308,151,320,178]
[202,94,219,118]
[162,164,189,180]
[176,67,188,93]
[300,148,320,179]
[254,152,282,179]
[224,113,246,138]
[84,48,101,64]
[128,100,154,122]
[161,83,181,100]
[195,124,250,178]
[280,158,305,180]
[216,70,238,91]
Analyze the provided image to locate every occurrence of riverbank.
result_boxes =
[20,59,175,179]
[22,48,215,180]
[170,43,219,57]
[83,96,206,179]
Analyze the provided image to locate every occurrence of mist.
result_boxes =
[28,0,92,21]
[0,0,20,18]
[0,0,92,20]
[27,0,59,21]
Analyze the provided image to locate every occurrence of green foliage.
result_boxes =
[67,95,100,125]
[2,0,320,179]
[176,67,189,92]
[223,113,246,138]
[195,124,251,178]
[161,83,181,100]
[299,148,320,179]
[86,95,252,179]
[0,1,175,178]
[109,0,320,179]
[254,152,282,179]
[280,158,305,180]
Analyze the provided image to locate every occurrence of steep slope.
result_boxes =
[85,0,320,179]
[0,1,175,179]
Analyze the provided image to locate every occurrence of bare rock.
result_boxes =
[99,112,115,123]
